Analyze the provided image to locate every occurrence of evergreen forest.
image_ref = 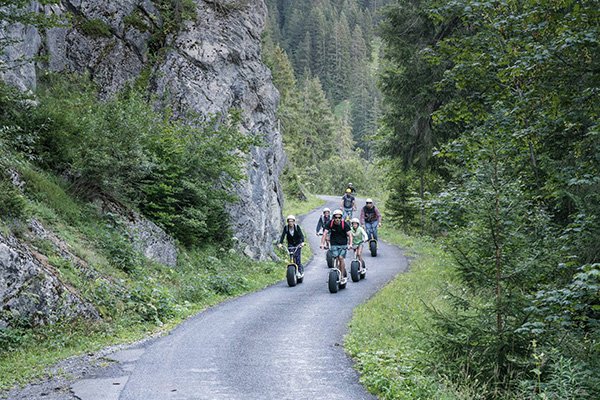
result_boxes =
[267,0,599,398]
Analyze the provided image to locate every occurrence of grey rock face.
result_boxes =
[1,0,284,260]
[0,232,99,327]
[101,200,177,267]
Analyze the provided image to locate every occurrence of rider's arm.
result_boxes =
[321,229,329,247]
[279,227,287,245]
[361,227,368,242]
[347,230,353,248]
[359,207,365,225]
[375,207,382,224]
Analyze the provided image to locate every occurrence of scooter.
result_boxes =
[350,246,366,282]
[365,225,378,257]
[285,245,304,287]
[327,247,348,293]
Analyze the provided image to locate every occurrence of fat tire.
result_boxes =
[286,264,297,287]
[328,269,339,293]
[350,260,360,282]
[369,240,377,257]
[326,249,334,268]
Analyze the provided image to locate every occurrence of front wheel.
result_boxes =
[326,249,334,268]
[328,269,339,293]
[350,260,360,282]
[369,240,377,257]
[287,264,297,287]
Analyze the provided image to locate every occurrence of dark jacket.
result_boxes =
[316,215,331,234]
[279,224,305,247]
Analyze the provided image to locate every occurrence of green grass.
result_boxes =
[345,227,462,399]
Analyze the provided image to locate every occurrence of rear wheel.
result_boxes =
[350,260,360,282]
[328,269,339,293]
[369,240,377,257]
[286,264,297,287]
[326,249,334,268]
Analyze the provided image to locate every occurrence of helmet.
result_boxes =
[286,215,296,222]
[350,217,360,224]
[345,188,352,193]
[323,207,331,213]
[366,198,373,203]
[332,209,343,217]
[348,182,353,187]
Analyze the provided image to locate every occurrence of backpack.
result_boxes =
[342,194,353,208]
[329,219,345,230]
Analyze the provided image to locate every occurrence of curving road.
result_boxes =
[70,196,408,400]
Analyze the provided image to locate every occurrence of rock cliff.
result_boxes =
[1,0,285,260]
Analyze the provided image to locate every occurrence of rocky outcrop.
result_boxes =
[100,200,177,267]
[0,0,285,260]
[0,232,99,328]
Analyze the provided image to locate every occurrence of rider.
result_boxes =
[278,215,305,274]
[341,189,356,221]
[321,209,352,279]
[350,217,368,264]
[316,207,331,236]
[360,198,382,241]
[347,182,356,196]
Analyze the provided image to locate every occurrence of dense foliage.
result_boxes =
[378,0,600,397]
[0,75,255,247]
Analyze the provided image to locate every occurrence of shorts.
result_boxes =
[330,244,348,258]
[352,242,364,250]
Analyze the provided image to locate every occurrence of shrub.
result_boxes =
[78,18,112,38]
[0,179,28,221]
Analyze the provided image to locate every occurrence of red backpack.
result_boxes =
[329,219,345,230]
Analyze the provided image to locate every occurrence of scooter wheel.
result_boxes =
[369,240,377,257]
[286,264,297,287]
[350,260,360,282]
[328,269,338,293]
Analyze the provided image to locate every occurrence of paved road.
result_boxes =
[71,196,408,400]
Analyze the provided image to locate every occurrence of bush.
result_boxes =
[29,74,255,247]
[0,178,28,221]
[78,18,112,38]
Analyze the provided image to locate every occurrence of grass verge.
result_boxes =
[345,227,462,399]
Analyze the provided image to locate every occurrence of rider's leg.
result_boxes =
[371,220,379,241]
[338,256,346,278]
[295,248,303,274]
[357,244,363,262]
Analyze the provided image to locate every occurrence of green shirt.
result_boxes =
[350,226,367,244]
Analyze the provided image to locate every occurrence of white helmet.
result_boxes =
[323,207,331,213]
[286,215,296,222]
[366,198,373,203]
[350,217,360,224]
[332,209,343,217]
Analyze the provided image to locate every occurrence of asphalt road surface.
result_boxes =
[70,196,408,400]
